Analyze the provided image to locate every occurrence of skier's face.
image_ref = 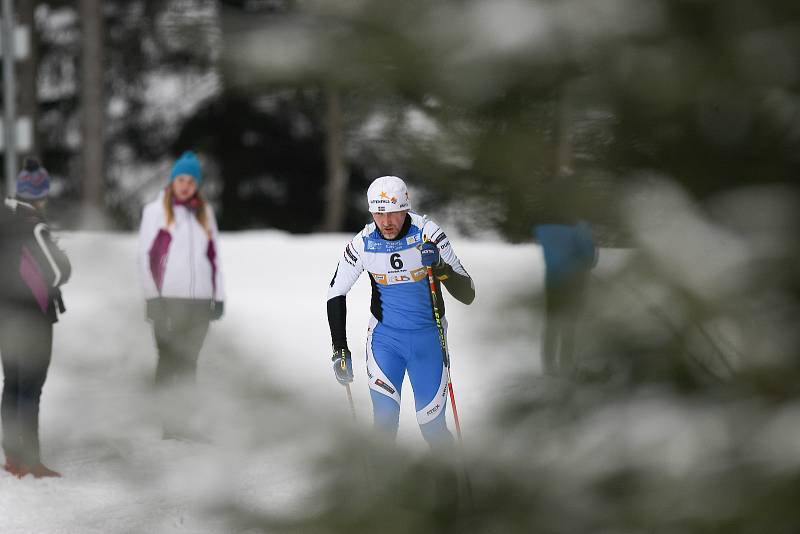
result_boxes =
[172,174,198,202]
[373,210,407,239]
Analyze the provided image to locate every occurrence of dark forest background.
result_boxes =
[6,0,798,242]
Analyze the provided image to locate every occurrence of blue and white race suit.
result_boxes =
[327,212,475,446]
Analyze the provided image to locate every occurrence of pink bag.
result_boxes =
[19,245,50,313]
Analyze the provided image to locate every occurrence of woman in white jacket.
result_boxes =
[137,151,224,436]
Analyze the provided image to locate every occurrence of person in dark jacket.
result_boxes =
[534,220,597,376]
[0,158,71,478]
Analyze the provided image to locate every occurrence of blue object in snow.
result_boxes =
[534,221,597,286]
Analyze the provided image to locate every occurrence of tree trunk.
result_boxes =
[79,0,105,215]
[554,82,573,178]
[321,86,348,232]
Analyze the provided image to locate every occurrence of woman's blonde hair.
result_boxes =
[163,186,210,236]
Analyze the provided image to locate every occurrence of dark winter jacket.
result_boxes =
[0,199,71,323]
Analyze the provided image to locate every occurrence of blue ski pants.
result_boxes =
[365,317,453,448]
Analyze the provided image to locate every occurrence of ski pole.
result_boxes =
[426,264,474,506]
[343,381,372,488]
[425,265,464,444]
[345,383,357,422]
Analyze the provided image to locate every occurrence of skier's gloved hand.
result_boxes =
[420,241,442,268]
[211,301,224,321]
[332,347,354,385]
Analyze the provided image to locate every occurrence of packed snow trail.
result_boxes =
[0,230,624,533]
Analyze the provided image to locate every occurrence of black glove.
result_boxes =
[211,301,224,321]
[146,298,164,323]
[332,347,354,385]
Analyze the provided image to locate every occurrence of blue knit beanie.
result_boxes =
[16,158,50,200]
[170,151,202,185]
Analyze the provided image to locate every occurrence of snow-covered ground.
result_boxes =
[0,231,621,533]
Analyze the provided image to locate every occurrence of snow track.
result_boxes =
[1,230,548,533]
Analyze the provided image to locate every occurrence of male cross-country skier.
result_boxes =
[326,175,475,448]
